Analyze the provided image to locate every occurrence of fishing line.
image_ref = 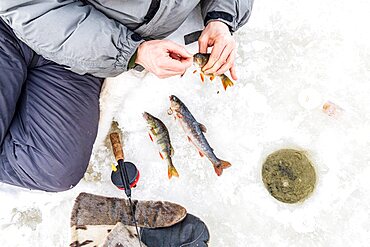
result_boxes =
[118,159,142,247]
[109,125,142,247]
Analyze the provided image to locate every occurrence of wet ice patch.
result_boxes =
[10,208,42,231]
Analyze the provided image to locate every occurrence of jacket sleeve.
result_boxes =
[0,0,144,78]
[201,0,254,32]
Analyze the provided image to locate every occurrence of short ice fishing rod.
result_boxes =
[109,122,142,247]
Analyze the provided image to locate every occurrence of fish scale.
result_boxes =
[168,95,232,176]
[193,53,235,90]
[143,112,179,179]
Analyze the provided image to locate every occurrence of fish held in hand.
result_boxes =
[193,53,234,91]
[143,112,179,179]
[168,95,231,176]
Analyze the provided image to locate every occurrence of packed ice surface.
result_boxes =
[1,0,370,246]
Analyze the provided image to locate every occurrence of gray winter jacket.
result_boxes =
[0,0,253,78]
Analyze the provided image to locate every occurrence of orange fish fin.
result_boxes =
[193,70,197,74]
[200,73,205,83]
[221,74,234,91]
[213,160,232,176]
[210,75,215,81]
[199,123,207,133]
[159,152,164,160]
[176,113,183,119]
[168,164,179,179]
[199,151,204,157]
[149,133,153,142]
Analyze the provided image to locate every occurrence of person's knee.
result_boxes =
[38,155,89,192]
[6,141,89,192]
[49,164,87,192]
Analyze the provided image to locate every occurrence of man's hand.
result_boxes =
[198,21,237,80]
[136,40,192,78]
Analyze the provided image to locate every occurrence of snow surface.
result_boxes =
[1,0,370,246]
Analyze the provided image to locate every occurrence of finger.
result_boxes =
[205,44,234,75]
[180,56,193,68]
[170,52,192,65]
[230,65,238,81]
[162,59,189,73]
[166,41,192,58]
[156,69,182,79]
[167,66,189,77]
[215,50,235,75]
[180,64,188,77]
[170,53,182,61]
[198,35,208,53]
[202,40,226,72]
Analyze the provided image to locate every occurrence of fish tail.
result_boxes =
[220,74,234,91]
[213,160,232,176]
[168,163,179,179]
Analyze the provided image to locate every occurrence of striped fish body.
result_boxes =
[143,112,179,179]
[193,53,234,90]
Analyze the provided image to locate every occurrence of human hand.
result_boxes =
[135,40,192,78]
[198,21,237,80]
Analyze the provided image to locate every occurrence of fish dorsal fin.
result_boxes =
[199,123,207,133]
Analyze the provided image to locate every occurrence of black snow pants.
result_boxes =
[0,19,103,192]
